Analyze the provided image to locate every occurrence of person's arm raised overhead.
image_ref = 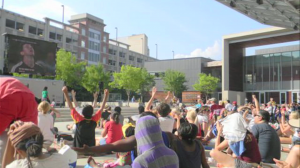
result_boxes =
[164,91,171,103]
[252,94,260,115]
[92,91,99,108]
[71,90,78,108]
[145,87,157,111]
[93,89,109,122]
[62,86,73,110]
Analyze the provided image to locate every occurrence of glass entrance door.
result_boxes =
[280,92,286,104]
[259,92,265,104]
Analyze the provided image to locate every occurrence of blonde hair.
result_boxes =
[290,111,299,120]
[186,109,198,126]
[38,101,51,114]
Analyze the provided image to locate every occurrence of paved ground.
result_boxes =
[54,107,288,168]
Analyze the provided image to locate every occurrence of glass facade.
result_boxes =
[244,50,300,91]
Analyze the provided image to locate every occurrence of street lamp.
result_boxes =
[61,5,64,23]
[172,51,174,59]
[155,44,158,59]
[141,38,144,55]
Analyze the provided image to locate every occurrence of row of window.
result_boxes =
[119,52,126,58]
[6,19,24,31]
[88,41,100,51]
[89,31,100,40]
[28,26,43,36]
[88,52,100,62]
[108,60,116,66]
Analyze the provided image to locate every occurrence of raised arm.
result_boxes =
[62,86,73,110]
[71,90,78,108]
[92,91,99,108]
[252,95,260,115]
[164,91,171,103]
[145,87,157,111]
[99,89,109,113]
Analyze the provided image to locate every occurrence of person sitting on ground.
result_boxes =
[87,126,135,168]
[99,112,123,145]
[2,121,69,168]
[197,106,210,137]
[0,77,38,167]
[132,115,179,167]
[37,101,56,152]
[251,109,280,163]
[186,109,204,138]
[172,122,210,168]
[99,105,111,128]
[210,113,262,168]
[279,111,299,145]
[62,86,109,147]
[114,106,124,125]
[273,118,300,168]
[131,105,145,122]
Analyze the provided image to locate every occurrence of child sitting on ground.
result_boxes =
[62,86,109,147]
[99,112,123,145]
[86,126,135,168]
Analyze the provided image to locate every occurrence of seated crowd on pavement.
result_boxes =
[0,77,300,168]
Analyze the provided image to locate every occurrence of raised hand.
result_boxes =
[151,87,157,97]
[71,90,76,97]
[62,86,68,93]
[93,91,99,99]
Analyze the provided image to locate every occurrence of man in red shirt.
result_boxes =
[0,77,38,167]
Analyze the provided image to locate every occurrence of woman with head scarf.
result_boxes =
[132,115,179,168]
[2,121,68,168]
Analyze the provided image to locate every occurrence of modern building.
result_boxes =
[0,9,155,74]
[215,0,300,105]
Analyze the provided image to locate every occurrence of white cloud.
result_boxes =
[6,0,77,22]
[174,41,221,60]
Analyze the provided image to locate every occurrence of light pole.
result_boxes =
[115,27,118,46]
[61,5,64,23]
[172,51,174,59]
[141,38,144,55]
[155,44,158,59]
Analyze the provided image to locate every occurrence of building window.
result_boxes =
[81,52,85,60]
[103,57,107,64]
[81,40,86,47]
[88,52,100,62]
[37,29,43,36]
[16,22,24,31]
[129,55,134,61]
[88,41,100,51]
[119,52,125,58]
[49,32,56,40]
[6,19,15,29]
[103,46,107,53]
[103,35,107,42]
[66,37,72,43]
[82,28,86,36]
[89,31,100,40]
[56,34,62,41]
[137,58,143,63]
[109,49,116,55]
[29,26,37,35]
[109,60,116,66]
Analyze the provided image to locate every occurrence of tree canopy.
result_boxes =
[109,65,145,105]
[193,73,219,100]
[162,69,187,97]
[81,64,110,93]
[136,68,155,102]
[55,49,86,87]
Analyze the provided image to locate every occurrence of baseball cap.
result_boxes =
[232,101,237,105]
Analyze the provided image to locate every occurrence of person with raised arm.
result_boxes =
[62,86,109,147]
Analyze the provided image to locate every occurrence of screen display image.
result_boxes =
[7,34,57,76]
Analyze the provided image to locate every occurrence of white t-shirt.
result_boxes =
[131,114,141,121]
[37,113,54,142]
[197,115,208,124]
[159,116,175,133]
[6,153,69,168]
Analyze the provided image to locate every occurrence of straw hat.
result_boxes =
[289,118,300,128]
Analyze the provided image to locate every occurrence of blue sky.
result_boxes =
[4,0,299,60]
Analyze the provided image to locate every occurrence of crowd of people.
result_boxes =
[0,77,299,168]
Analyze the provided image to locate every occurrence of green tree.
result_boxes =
[109,65,143,106]
[81,64,110,93]
[55,49,86,87]
[193,73,219,101]
[137,68,155,102]
[162,69,187,97]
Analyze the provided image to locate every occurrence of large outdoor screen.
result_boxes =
[7,34,57,76]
